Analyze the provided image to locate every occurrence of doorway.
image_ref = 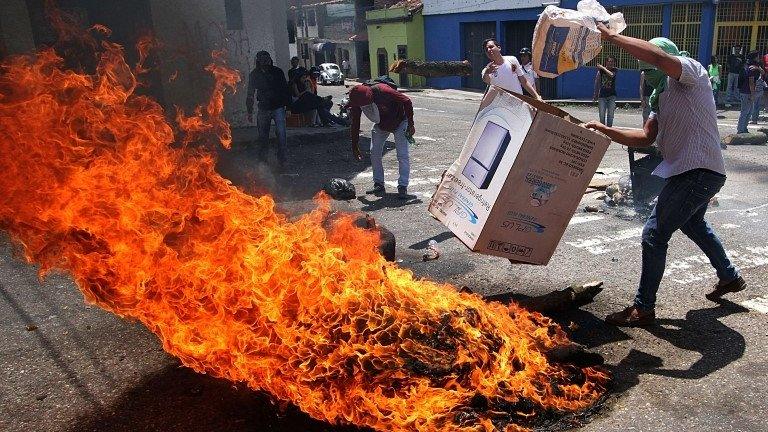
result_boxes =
[377,47,388,78]
[397,44,409,87]
[461,21,496,89]
[504,20,556,99]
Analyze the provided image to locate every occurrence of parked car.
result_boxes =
[318,63,345,85]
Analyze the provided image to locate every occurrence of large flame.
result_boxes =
[0,27,608,432]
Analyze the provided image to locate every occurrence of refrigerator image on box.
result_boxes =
[462,120,511,189]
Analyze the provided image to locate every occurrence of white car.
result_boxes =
[318,63,345,85]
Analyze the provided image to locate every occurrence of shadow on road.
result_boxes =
[65,365,370,432]
[216,135,402,204]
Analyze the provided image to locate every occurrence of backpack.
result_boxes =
[362,75,398,91]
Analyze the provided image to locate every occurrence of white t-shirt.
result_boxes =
[483,56,525,94]
[649,56,725,178]
[521,62,538,89]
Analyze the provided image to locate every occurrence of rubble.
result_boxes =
[422,239,441,261]
[519,281,605,314]
[721,132,768,146]
[323,178,357,200]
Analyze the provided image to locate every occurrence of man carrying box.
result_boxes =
[585,25,746,327]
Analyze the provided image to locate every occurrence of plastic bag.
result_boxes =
[532,0,626,78]
[323,178,357,200]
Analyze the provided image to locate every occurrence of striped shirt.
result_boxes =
[649,56,726,178]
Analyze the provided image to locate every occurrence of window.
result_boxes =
[714,1,768,75]
[671,3,702,59]
[592,5,663,69]
[307,9,316,27]
[224,0,243,30]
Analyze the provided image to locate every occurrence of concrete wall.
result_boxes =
[149,0,289,127]
[367,10,426,87]
[0,0,36,56]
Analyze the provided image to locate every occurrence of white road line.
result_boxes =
[565,227,643,255]
[709,203,768,214]
[569,214,605,225]
[666,245,768,284]
[721,223,741,229]
[741,296,768,314]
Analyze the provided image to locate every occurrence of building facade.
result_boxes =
[423,0,768,99]
[366,0,426,87]
[0,0,290,127]
[294,0,373,79]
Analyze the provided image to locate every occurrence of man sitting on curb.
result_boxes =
[585,27,746,327]
[348,82,415,200]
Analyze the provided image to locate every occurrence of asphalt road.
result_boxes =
[1,83,767,432]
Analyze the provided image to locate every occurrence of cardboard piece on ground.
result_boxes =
[428,86,610,265]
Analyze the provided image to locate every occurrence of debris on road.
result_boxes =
[323,178,356,200]
[721,132,768,146]
[422,239,441,261]
[25,324,38,331]
[519,280,605,314]
[710,196,720,207]
[584,205,602,213]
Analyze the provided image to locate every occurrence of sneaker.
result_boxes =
[605,305,655,327]
[705,276,746,301]
[397,186,408,200]
[368,182,385,196]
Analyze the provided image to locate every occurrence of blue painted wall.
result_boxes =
[424,0,716,98]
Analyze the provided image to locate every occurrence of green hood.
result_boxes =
[640,38,680,112]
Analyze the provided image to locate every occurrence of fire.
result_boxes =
[0,25,608,432]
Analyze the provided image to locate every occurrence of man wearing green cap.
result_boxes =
[585,24,746,327]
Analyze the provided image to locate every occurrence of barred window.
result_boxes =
[713,1,768,75]
[592,5,663,69]
[670,3,702,59]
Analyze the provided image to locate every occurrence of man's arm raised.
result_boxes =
[597,22,682,81]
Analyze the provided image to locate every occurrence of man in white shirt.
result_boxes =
[518,47,539,96]
[480,38,542,100]
[585,29,745,327]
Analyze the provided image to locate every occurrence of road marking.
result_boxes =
[569,214,605,225]
[565,227,643,254]
[413,136,440,141]
[709,203,768,215]
[666,246,768,284]
[741,296,768,314]
[721,223,741,229]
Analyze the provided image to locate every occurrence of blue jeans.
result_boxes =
[752,92,764,122]
[256,106,288,163]
[635,169,739,311]
[370,120,410,187]
[725,73,740,105]
[598,96,616,127]
[737,93,753,133]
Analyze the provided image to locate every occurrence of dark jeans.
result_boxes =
[256,107,287,163]
[635,169,739,310]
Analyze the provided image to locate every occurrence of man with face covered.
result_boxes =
[348,83,414,200]
[585,27,746,326]
[246,51,291,166]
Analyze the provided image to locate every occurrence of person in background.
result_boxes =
[639,70,654,125]
[593,55,618,127]
[341,58,351,78]
[246,51,291,166]
[290,70,347,127]
[708,55,722,106]
[585,30,745,327]
[737,50,761,133]
[726,46,743,107]
[287,56,307,83]
[480,38,542,100]
[348,83,415,200]
[751,56,766,124]
[518,47,540,98]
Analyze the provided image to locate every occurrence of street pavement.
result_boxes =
[1,82,767,432]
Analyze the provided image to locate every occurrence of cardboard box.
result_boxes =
[428,86,610,265]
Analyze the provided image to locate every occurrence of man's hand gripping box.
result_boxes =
[428,86,610,265]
